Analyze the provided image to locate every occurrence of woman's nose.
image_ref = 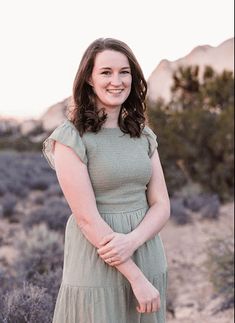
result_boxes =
[110,73,122,86]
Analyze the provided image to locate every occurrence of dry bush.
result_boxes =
[205,232,234,312]
[0,282,54,323]
[13,223,64,282]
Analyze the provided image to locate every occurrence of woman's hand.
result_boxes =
[130,275,161,313]
[97,232,137,266]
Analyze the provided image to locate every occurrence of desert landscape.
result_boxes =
[0,37,234,322]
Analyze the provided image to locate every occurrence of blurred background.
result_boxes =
[0,1,234,322]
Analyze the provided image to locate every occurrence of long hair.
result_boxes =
[68,38,148,137]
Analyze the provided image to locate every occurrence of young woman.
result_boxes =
[42,37,170,323]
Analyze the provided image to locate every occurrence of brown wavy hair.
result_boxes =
[68,38,148,137]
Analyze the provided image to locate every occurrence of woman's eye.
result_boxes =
[121,71,130,74]
[101,71,111,75]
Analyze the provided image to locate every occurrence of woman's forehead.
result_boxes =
[94,50,130,69]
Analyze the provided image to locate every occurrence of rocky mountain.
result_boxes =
[40,97,71,132]
[147,38,234,104]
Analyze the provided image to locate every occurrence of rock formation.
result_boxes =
[40,97,71,132]
[147,38,234,104]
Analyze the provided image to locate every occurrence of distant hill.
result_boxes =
[40,97,70,132]
[147,38,234,104]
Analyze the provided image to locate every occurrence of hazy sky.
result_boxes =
[0,0,233,119]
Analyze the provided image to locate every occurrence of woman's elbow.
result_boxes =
[74,207,100,230]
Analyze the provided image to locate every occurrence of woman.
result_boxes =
[42,37,170,323]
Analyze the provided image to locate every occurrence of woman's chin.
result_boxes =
[101,100,126,108]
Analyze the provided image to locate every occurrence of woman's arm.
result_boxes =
[128,148,171,247]
[53,141,146,283]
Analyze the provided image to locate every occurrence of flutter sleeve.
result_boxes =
[142,125,159,158]
[42,119,88,170]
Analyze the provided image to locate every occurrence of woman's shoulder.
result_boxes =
[42,119,88,169]
[142,124,156,137]
[141,124,158,157]
[57,119,79,132]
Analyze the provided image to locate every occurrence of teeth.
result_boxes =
[107,89,123,93]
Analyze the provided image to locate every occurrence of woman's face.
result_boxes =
[89,50,132,110]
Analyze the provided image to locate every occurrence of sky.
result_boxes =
[0,0,233,120]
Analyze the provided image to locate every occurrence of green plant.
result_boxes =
[147,65,234,202]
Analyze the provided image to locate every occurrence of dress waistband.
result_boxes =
[96,200,149,214]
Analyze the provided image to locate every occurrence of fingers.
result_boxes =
[99,251,119,263]
[104,257,118,266]
[136,298,161,314]
[98,247,123,266]
[97,245,113,255]
[99,233,114,246]
[104,256,123,266]
[97,247,122,264]
[136,304,146,313]
[151,299,158,312]
[99,250,116,259]
[146,302,152,313]
[151,298,160,313]
[107,260,122,266]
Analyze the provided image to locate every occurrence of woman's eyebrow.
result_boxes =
[99,66,131,70]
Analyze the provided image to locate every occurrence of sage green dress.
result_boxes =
[42,119,168,323]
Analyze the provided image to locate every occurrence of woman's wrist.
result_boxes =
[128,230,144,250]
[115,258,144,284]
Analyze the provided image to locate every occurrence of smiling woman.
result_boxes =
[70,37,148,135]
[42,37,170,323]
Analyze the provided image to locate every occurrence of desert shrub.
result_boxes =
[199,194,220,219]
[46,183,63,197]
[0,268,21,322]
[184,192,213,212]
[0,282,53,323]
[205,232,234,312]
[147,66,234,202]
[1,193,17,218]
[0,268,17,297]
[27,177,50,190]
[30,193,45,205]
[24,197,70,232]
[170,197,192,225]
[184,192,220,219]
[2,225,64,322]
[0,181,8,197]
[13,224,64,282]
[0,151,57,200]
[6,182,29,198]
[30,268,63,302]
[0,136,42,151]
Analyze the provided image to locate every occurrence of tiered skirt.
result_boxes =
[52,203,168,323]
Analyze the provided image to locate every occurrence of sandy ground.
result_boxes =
[161,202,234,323]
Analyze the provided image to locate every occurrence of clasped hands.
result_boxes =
[97,232,137,266]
